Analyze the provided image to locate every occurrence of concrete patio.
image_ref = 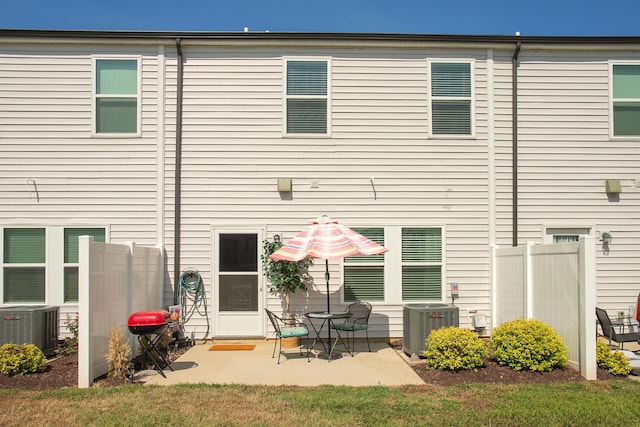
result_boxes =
[142,340,425,386]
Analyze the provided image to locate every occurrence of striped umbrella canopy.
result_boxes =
[270,215,388,313]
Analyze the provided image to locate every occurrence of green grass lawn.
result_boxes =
[2,381,639,426]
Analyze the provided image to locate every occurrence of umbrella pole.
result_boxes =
[325,259,330,313]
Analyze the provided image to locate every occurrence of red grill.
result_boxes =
[127,310,174,378]
[127,310,170,335]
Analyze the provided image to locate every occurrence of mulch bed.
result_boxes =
[0,343,626,390]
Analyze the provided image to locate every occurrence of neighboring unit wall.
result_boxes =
[499,47,640,316]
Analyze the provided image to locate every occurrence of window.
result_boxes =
[401,228,442,300]
[544,227,591,244]
[3,228,46,303]
[342,226,443,303]
[1,226,106,304]
[430,61,473,136]
[94,58,139,134]
[285,59,328,134]
[612,64,640,137]
[63,228,105,302]
[344,228,385,302]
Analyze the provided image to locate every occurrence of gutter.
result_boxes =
[174,38,184,304]
[512,39,522,247]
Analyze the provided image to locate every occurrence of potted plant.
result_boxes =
[261,237,313,347]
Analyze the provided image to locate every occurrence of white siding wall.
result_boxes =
[500,49,640,317]
[176,46,494,338]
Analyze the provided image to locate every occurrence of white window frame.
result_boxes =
[609,61,640,140]
[428,59,475,138]
[341,225,445,305]
[92,56,142,137]
[282,57,331,137]
[0,225,108,306]
[542,226,593,244]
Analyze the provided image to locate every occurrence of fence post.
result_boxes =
[524,241,534,319]
[78,235,93,388]
[579,235,597,380]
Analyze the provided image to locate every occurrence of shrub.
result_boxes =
[488,319,568,372]
[106,326,131,379]
[596,341,631,376]
[0,343,47,376]
[423,326,486,371]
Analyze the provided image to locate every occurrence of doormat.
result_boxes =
[209,344,256,351]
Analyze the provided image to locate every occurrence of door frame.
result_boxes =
[211,226,265,338]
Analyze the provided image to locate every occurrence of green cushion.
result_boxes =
[332,322,367,332]
[279,326,308,338]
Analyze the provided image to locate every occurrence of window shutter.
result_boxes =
[4,228,45,263]
[64,228,105,263]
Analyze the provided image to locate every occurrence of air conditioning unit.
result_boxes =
[0,306,59,356]
[403,303,459,358]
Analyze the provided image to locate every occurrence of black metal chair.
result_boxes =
[331,301,372,353]
[265,309,310,363]
[595,307,640,350]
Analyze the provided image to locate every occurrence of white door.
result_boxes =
[212,228,264,337]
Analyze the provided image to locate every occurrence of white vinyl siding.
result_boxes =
[611,63,640,137]
[429,61,473,136]
[93,57,140,135]
[284,59,329,135]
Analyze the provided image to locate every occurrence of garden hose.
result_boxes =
[178,270,210,341]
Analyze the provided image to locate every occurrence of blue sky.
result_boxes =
[2,0,638,36]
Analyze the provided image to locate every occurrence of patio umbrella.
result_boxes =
[269,215,388,313]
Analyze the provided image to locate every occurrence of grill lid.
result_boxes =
[127,310,170,327]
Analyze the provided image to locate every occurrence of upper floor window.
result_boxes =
[285,59,329,135]
[430,61,473,136]
[93,58,140,135]
[612,64,640,137]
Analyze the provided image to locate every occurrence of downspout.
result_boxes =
[174,38,184,304]
[512,39,522,247]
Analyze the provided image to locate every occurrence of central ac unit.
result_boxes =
[0,306,59,356]
[403,303,459,357]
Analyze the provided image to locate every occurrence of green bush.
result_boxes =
[596,341,631,376]
[488,319,568,372]
[423,326,487,371]
[0,343,47,376]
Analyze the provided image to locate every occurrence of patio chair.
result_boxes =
[265,309,310,364]
[595,307,640,350]
[331,301,372,353]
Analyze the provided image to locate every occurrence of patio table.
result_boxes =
[306,311,353,361]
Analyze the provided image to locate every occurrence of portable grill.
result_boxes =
[127,310,175,377]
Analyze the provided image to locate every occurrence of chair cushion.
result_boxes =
[279,326,308,338]
[332,322,368,331]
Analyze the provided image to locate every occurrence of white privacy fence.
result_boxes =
[493,236,597,380]
[77,237,164,388]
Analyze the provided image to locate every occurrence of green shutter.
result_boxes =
[96,59,137,95]
[3,267,45,303]
[402,266,441,300]
[4,228,45,263]
[613,65,640,99]
[287,61,327,96]
[402,228,441,263]
[96,98,137,133]
[613,102,640,136]
[344,266,384,301]
[64,228,105,263]
[64,266,79,303]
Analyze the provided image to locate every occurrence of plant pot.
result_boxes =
[281,336,300,349]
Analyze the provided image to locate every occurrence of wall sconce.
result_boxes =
[601,232,612,255]
[277,178,292,192]
[605,179,621,194]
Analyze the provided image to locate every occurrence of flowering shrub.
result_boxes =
[58,313,79,356]
[0,343,46,376]
[423,327,486,371]
[489,319,568,372]
[596,341,631,376]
